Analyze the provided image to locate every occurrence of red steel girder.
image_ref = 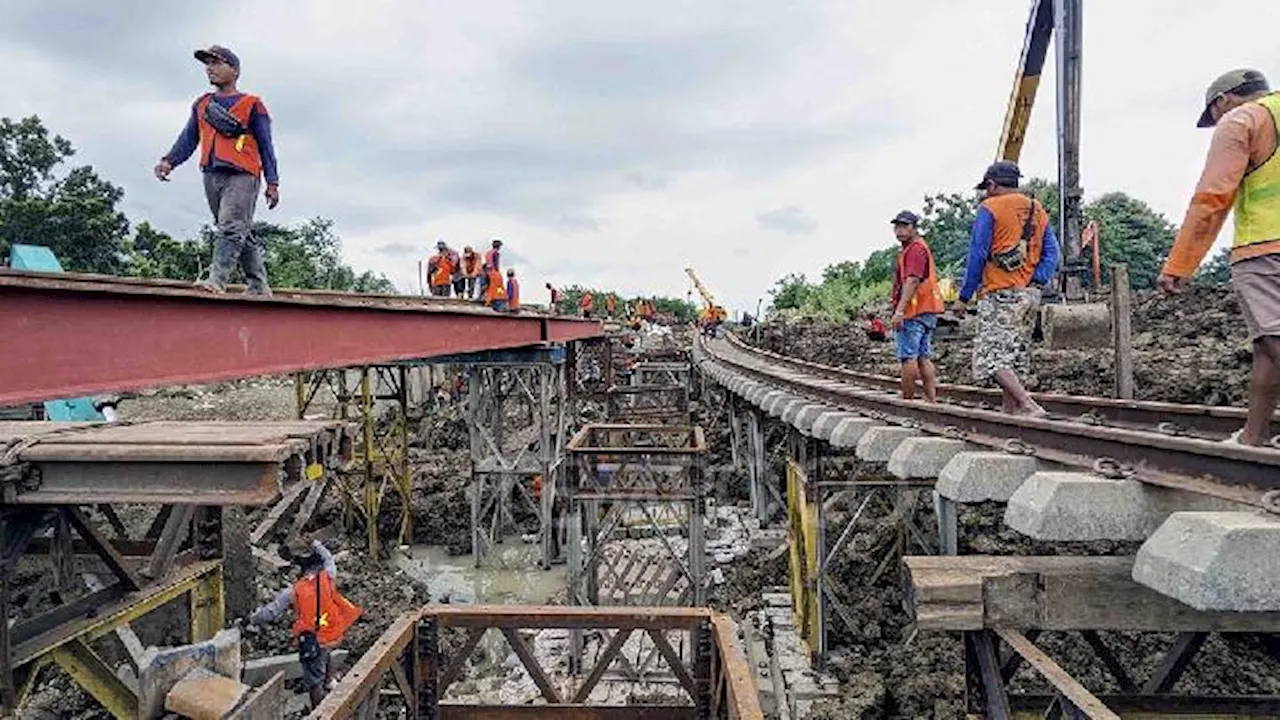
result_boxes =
[0,270,603,405]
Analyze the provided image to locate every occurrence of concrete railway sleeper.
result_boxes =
[695,333,1280,716]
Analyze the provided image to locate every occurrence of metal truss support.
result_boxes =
[296,366,410,557]
[785,442,935,666]
[605,381,691,424]
[0,504,226,719]
[632,361,691,388]
[565,425,709,673]
[463,350,567,569]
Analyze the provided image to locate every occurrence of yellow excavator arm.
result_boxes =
[685,268,727,321]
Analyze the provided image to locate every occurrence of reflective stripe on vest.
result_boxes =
[897,238,945,318]
[196,94,263,177]
[1233,93,1280,257]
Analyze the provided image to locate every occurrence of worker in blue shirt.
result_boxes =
[953,161,1060,416]
[155,45,280,296]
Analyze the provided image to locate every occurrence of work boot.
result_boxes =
[194,280,225,294]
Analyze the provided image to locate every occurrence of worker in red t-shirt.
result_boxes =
[864,313,888,341]
[889,210,944,402]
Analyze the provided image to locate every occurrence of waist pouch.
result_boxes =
[204,101,247,138]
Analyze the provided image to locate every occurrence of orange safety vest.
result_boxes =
[291,572,362,648]
[897,238,945,318]
[196,94,263,177]
[430,252,455,287]
[461,252,481,277]
[484,248,501,271]
[979,193,1048,296]
[484,268,507,303]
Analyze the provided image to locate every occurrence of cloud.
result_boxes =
[757,206,817,235]
[2,0,1278,316]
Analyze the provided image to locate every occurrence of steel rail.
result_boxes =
[700,337,1280,509]
[722,333,1271,439]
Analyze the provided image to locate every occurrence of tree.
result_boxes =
[0,115,130,273]
[1194,246,1231,285]
[768,273,810,311]
[1084,192,1175,289]
[919,191,977,271]
[194,217,395,292]
[123,222,207,280]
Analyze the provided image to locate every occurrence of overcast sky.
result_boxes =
[4,1,1278,312]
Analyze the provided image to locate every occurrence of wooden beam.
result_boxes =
[994,628,1120,720]
[905,556,1280,632]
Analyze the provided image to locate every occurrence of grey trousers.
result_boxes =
[203,171,270,295]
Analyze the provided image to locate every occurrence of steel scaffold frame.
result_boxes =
[295,366,411,557]
[462,352,567,570]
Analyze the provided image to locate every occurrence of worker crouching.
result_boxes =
[244,540,362,709]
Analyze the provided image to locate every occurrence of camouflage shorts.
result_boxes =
[972,287,1039,384]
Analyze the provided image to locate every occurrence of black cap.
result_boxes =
[194,45,240,71]
[976,160,1022,189]
[890,210,920,227]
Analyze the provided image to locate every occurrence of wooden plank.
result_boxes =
[500,628,564,704]
[711,614,765,720]
[66,507,141,590]
[439,706,696,720]
[311,611,420,719]
[994,628,1121,720]
[905,555,1280,632]
[229,671,285,720]
[250,481,309,545]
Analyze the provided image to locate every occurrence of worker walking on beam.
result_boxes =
[428,241,456,297]
[953,161,1060,416]
[1159,69,1280,446]
[506,268,521,312]
[461,246,481,298]
[889,211,943,402]
[244,540,362,709]
[155,45,279,296]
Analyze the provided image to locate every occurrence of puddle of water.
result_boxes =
[393,542,566,605]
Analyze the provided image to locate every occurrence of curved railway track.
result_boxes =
[697,333,1280,510]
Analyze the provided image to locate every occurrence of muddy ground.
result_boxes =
[752,285,1252,405]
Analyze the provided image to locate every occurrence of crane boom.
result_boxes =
[684,268,717,308]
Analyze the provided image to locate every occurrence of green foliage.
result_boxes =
[1084,192,1175,289]
[0,116,130,273]
[1194,246,1231,285]
[768,273,810,311]
[918,191,977,271]
[2,114,393,293]
[556,285,697,322]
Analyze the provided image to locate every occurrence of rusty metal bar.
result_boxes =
[994,628,1120,720]
[722,332,1276,438]
[704,337,1280,506]
[309,610,420,719]
[0,268,603,406]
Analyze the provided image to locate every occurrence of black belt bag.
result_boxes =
[204,100,248,139]
[990,198,1038,272]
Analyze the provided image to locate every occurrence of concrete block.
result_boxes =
[748,387,770,405]
[757,390,785,410]
[739,382,762,399]
[768,396,803,419]
[139,628,241,719]
[810,411,856,441]
[1133,511,1280,612]
[793,405,833,435]
[828,417,877,449]
[935,452,1038,503]
[782,401,820,427]
[1004,474,1160,541]
[241,650,350,686]
[165,667,248,720]
[887,437,969,480]
[855,426,921,463]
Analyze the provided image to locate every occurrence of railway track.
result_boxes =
[697,333,1280,510]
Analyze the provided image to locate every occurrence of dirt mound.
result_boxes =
[752,285,1252,405]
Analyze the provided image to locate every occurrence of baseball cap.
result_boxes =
[1197,69,1269,127]
[890,210,920,226]
[194,45,240,71]
[975,160,1022,189]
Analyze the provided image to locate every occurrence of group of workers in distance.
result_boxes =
[886,67,1279,445]
[425,238,521,311]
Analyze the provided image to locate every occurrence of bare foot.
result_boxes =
[194,280,225,294]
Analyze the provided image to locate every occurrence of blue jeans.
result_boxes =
[896,314,937,361]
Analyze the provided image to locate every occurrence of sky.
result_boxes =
[3,1,1279,314]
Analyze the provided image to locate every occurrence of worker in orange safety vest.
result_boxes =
[245,540,362,709]
[460,246,482,299]
[483,263,508,311]
[580,291,595,318]
[428,241,456,297]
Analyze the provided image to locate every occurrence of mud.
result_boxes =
[753,285,1252,405]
